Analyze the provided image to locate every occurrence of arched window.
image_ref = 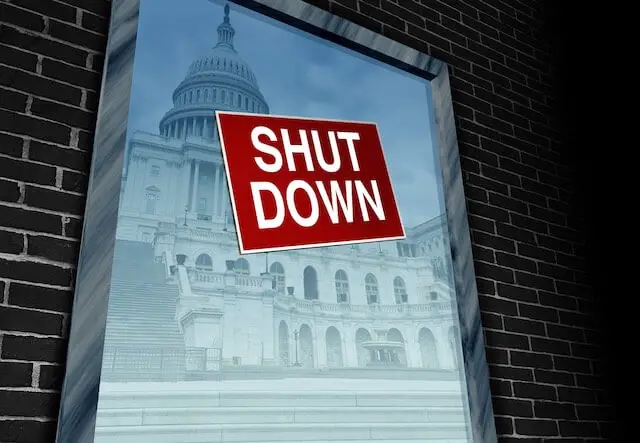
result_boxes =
[393,277,408,304]
[213,88,217,101]
[335,270,349,303]
[221,90,226,102]
[195,254,212,271]
[234,258,250,275]
[245,97,249,110]
[270,262,285,294]
[303,266,318,300]
[144,186,159,214]
[365,274,379,305]
[204,89,209,102]
[196,90,201,102]
[230,92,234,105]
[189,91,193,102]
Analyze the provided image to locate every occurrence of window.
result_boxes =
[245,97,249,109]
[204,89,209,102]
[195,254,213,271]
[393,277,408,304]
[365,273,379,304]
[430,291,438,301]
[335,270,349,303]
[196,90,201,102]
[270,262,285,293]
[234,257,250,275]
[237,95,241,107]
[150,166,160,177]
[303,266,318,300]
[221,90,226,101]
[198,198,207,212]
[144,187,159,214]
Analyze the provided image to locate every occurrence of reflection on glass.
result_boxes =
[97,1,471,442]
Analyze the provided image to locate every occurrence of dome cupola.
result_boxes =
[158,3,269,141]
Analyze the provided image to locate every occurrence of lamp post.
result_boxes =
[183,205,188,226]
[292,329,301,367]
[223,209,229,231]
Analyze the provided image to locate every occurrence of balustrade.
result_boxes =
[184,268,452,318]
[274,294,452,319]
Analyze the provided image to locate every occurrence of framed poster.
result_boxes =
[55,1,497,442]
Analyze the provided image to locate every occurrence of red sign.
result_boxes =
[216,111,405,254]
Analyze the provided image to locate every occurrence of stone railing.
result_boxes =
[187,269,271,292]
[189,269,224,285]
[274,295,453,319]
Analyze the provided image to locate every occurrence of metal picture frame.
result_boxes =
[55,0,497,442]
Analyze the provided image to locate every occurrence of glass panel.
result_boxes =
[94,1,474,442]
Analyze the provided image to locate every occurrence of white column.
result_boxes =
[135,156,146,210]
[122,156,137,211]
[213,163,221,216]
[404,328,420,368]
[191,160,200,212]
[222,176,229,213]
[176,159,190,216]
[436,327,453,369]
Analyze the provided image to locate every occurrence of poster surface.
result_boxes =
[216,111,405,253]
[85,1,482,442]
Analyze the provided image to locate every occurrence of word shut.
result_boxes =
[216,111,405,253]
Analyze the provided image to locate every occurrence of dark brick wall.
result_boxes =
[0,0,613,442]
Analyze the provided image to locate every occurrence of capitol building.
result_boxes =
[96,4,470,442]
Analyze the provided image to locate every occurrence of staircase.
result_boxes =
[102,241,185,382]
[94,379,470,443]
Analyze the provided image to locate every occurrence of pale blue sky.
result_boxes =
[128,0,443,227]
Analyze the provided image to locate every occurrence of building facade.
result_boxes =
[108,5,460,377]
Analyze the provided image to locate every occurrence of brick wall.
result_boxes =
[0,0,613,442]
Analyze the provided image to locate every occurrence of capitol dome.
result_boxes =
[158,4,269,140]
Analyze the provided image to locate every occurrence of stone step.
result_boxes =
[97,390,464,410]
[93,421,468,443]
[127,440,469,443]
[106,319,179,326]
[104,326,181,333]
[109,285,176,293]
[108,299,175,307]
[96,406,464,427]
